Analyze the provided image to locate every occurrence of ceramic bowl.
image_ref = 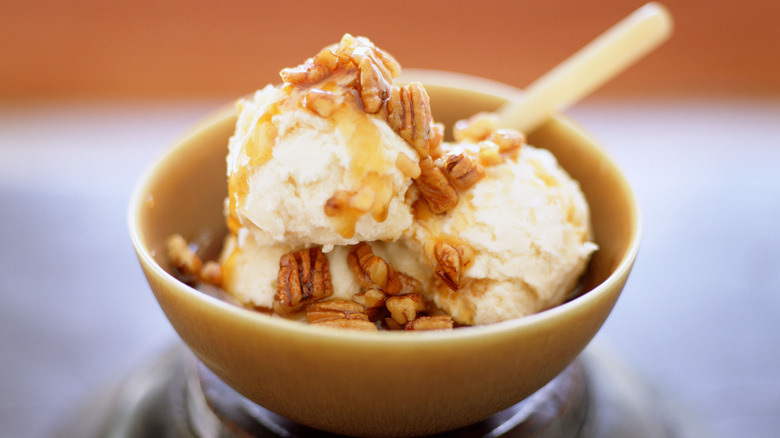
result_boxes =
[129,71,640,437]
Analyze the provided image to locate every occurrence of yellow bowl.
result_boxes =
[129,71,640,437]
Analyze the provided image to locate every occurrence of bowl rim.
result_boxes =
[128,70,642,346]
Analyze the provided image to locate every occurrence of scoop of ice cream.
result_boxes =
[226,84,419,251]
[410,141,597,326]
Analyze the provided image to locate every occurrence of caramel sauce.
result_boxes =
[324,105,396,238]
[227,103,281,233]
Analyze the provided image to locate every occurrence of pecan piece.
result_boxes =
[406,315,454,331]
[347,243,390,289]
[166,234,202,278]
[385,294,427,325]
[478,141,504,167]
[275,247,333,315]
[280,46,352,86]
[353,288,386,318]
[415,156,458,214]
[384,270,422,297]
[386,83,431,157]
[307,300,376,332]
[199,261,223,287]
[428,122,445,159]
[307,299,368,323]
[453,112,498,142]
[347,243,422,296]
[303,89,341,118]
[443,153,485,191]
[312,317,377,331]
[434,242,462,291]
[490,129,525,160]
[358,56,389,114]
[395,152,421,179]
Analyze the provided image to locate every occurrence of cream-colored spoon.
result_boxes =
[497,2,673,133]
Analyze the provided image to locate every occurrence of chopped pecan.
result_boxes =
[353,288,387,319]
[166,234,202,278]
[383,317,404,331]
[433,242,462,291]
[347,243,422,296]
[385,294,427,325]
[406,315,454,331]
[199,261,223,287]
[478,141,504,167]
[453,112,498,142]
[353,288,386,309]
[395,152,421,179]
[386,83,432,157]
[280,45,352,86]
[313,317,377,331]
[303,89,341,118]
[348,242,390,289]
[415,156,459,214]
[358,57,389,114]
[307,299,368,323]
[275,247,333,315]
[490,129,525,160]
[442,153,485,191]
[428,122,445,159]
[384,270,422,296]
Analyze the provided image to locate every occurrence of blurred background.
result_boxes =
[1,0,779,437]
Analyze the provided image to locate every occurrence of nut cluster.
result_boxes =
[271,242,453,331]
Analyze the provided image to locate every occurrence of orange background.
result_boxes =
[2,0,778,100]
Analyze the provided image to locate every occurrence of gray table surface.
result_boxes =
[1,97,778,438]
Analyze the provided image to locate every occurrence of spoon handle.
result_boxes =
[497,2,673,133]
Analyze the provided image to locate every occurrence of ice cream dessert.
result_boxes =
[167,34,596,330]
[408,113,596,325]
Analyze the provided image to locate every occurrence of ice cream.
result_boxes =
[407,114,597,325]
[170,34,596,329]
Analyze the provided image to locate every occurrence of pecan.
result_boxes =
[353,288,386,310]
[306,299,368,323]
[453,112,498,142]
[415,156,459,214]
[358,56,389,114]
[280,46,352,86]
[434,242,462,291]
[348,242,390,289]
[303,89,341,118]
[490,129,525,160]
[385,294,427,325]
[395,152,421,179]
[478,141,504,167]
[383,317,404,331]
[428,122,445,159]
[347,243,422,296]
[384,270,422,296]
[305,297,376,332]
[166,234,202,278]
[275,247,333,315]
[386,83,432,157]
[406,315,454,331]
[199,261,223,287]
[313,317,377,331]
[442,153,485,191]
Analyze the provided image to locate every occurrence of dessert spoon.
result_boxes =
[497,2,673,133]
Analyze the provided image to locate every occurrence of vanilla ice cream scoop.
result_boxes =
[226,84,419,251]
[409,116,597,325]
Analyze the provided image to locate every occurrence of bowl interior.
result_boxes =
[129,73,640,437]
